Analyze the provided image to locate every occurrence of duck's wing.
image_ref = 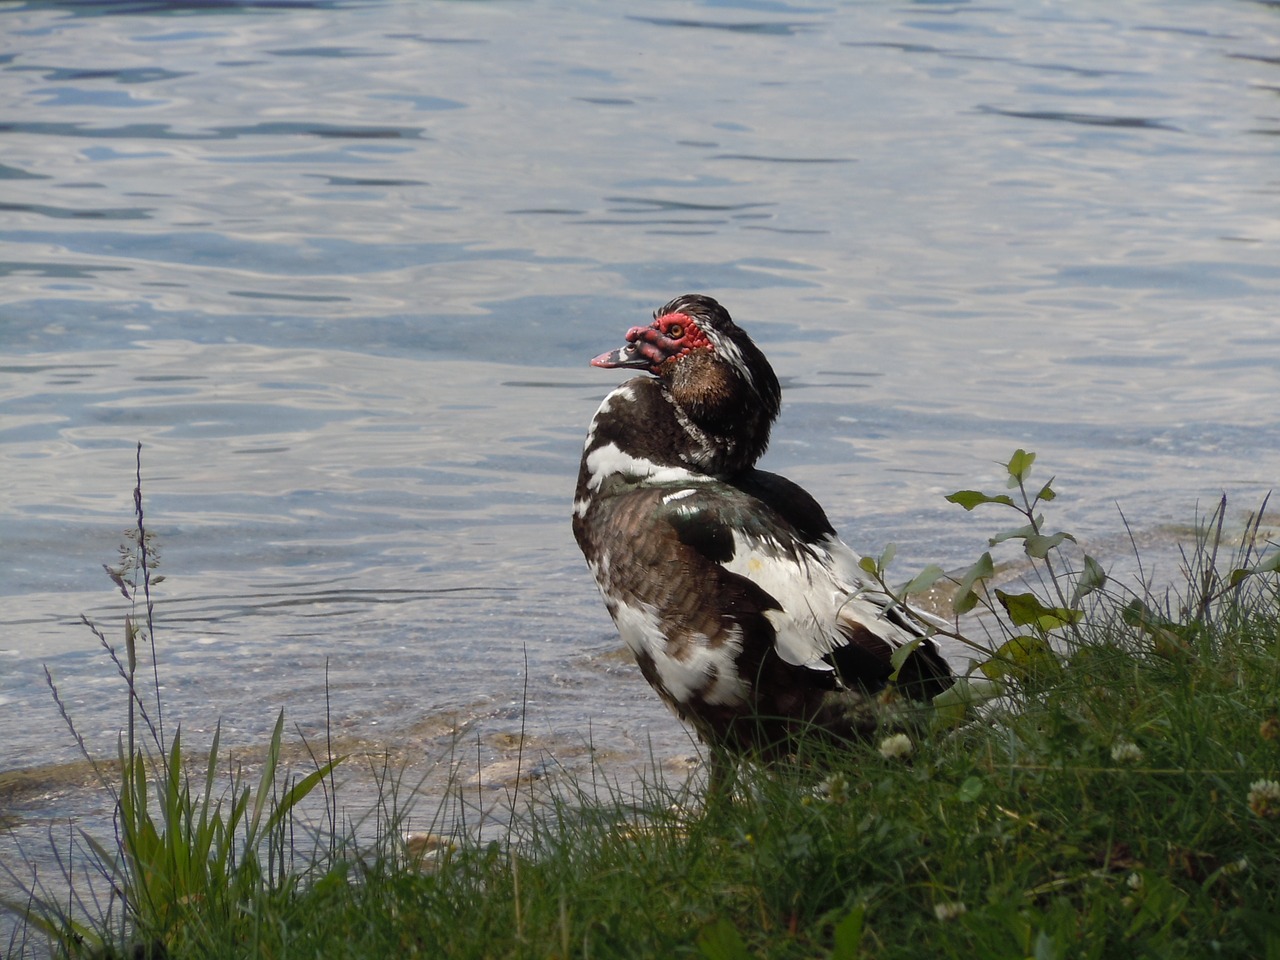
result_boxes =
[659,473,953,700]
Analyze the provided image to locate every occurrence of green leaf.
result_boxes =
[1230,551,1280,586]
[980,635,1062,682]
[248,710,285,843]
[932,677,999,726]
[199,721,221,836]
[989,521,1038,547]
[1070,554,1107,606]
[946,490,1016,511]
[265,757,346,836]
[831,905,866,960]
[1023,530,1074,559]
[1035,482,1056,502]
[995,590,1082,631]
[697,918,751,960]
[1006,448,1036,484]
[957,775,984,802]
[900,563,949,597]
[879,542,897,569]
[1256,551,1280,574]
[858,555,878,577]
[952,552,994,616]
[889,636,925,678]
[1033,929,1066,960]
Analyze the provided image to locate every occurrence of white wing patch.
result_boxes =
[719,530,923,671]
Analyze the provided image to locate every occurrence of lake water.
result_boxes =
[2,0,1279,935]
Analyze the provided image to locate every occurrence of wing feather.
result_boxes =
[656,482,951,698]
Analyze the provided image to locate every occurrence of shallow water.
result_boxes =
[2,0,1279,937]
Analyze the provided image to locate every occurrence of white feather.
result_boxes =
[583,441,704,492]
[608,597,747,706]
[718,530,922,671]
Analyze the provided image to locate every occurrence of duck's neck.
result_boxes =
[664,350,779,477]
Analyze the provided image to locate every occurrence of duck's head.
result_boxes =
[590,294,782,473]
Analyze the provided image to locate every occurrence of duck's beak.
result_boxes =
[590,341,651,369]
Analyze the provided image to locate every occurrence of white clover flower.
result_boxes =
[879,733,914,760]
[1110,739,1143,764]
[1247,778,1280,819]
[934,901,967,922]
[1126,872,1143,891]
[812,773,849,805]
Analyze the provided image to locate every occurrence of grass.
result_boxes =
[4,448,1280,958]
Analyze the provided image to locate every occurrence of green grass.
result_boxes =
[6,448,1280,958]
[250,621,1280,960]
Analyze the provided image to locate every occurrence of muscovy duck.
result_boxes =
[572,294,953,775]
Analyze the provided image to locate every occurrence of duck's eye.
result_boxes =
[666,323,684,339]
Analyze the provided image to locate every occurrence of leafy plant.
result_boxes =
[4,444,341,957]
[862,450,1278,728]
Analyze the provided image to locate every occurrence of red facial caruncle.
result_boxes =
[591,311,712,373]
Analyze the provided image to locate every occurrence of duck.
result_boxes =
[572,294,952,782]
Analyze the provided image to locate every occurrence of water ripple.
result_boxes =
[975,104,1181,131]
[0,201,152,220]
[627,15,815,36]
[0,120,425,140]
